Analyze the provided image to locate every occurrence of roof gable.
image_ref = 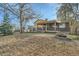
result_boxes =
[35,19,48,24]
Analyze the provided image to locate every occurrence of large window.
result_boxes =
[59,24,65,28]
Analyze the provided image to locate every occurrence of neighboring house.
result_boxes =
[31,19,70,32]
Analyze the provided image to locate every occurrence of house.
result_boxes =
[31,19,70,32]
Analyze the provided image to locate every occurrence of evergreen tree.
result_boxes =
[0,4,13,35]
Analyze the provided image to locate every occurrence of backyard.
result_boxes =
[0,32,79,56]
[0,3,79,56]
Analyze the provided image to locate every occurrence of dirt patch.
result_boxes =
[0,33,79,56]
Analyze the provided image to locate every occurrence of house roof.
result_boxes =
[34,19,70,25]
[48,20,70,24]
[34,19,48,25]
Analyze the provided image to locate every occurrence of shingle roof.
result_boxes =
[34,19,48,25]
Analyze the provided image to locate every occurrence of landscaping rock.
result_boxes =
[56,32,67,38]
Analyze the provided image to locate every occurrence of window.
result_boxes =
[59,24,65,28]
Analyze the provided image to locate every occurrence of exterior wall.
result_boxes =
[36,24,47,32]
[57,23,70,32]
[47,23,55,31]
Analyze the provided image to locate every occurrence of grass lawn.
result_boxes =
[0,32,79,56]
[67,35,79,40]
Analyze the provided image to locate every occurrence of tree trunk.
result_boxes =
[69,21,77,35]
[20,19,23,33]
[70,26,75,34]
[19,5,23,33]
[75,27,77,35]
[69,21,75,34]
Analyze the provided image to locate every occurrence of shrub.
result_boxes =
[0,14,14,36]
[0,25,13,36]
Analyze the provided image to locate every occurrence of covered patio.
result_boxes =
[33,19,70,32]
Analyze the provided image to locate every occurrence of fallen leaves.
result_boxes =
[0,33,79,56]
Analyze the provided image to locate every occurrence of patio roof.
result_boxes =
[35,19,48,25]
[34,19,69,25]
[47,20,69,24]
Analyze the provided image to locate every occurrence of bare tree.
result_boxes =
[0,3,39,33]
[57,3,79,34]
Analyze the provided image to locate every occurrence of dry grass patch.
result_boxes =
[0,33,79,55]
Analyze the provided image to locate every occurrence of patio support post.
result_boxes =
[42,25,43,32]
[57,24,59,31]
[36,24,37,32]
[32,27,33,32]
[54,22,56,31]
[45,24,47,32]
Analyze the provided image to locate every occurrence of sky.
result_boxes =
[27,3,60,26]
[0,3,60,29]
[32,3,60,20]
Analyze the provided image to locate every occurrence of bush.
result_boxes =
[0,25,13,36]
[0,14,14,36]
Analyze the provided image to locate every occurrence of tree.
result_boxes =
[5,3,38,33]
[0,3,41,33]
[0,4,13,35]
[57,3,79,34]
